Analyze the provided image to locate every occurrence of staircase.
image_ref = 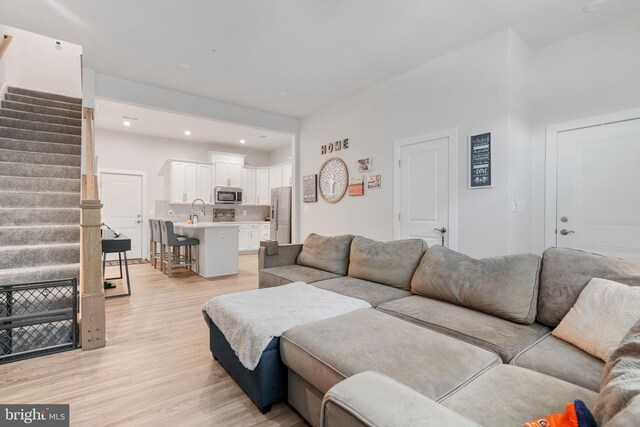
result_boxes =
[0,87,82,286]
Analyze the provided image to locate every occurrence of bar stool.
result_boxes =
[149,219,162,269]
[160,220,199,277]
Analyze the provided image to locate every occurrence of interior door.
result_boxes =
[397,136,449,247]
[556,119,640,260]
[100,171,144,260]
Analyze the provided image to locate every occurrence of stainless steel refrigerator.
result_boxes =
[270,186,292,243]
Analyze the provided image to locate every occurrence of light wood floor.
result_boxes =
[0,254,306,427]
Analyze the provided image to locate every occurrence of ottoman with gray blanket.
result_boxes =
[201,282,370,413]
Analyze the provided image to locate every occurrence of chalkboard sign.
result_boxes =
[303,174,318,202]
[468,132,492,188]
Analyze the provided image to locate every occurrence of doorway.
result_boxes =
[393,129,457,248]
[546,111,640,260]
[99,169,147,260]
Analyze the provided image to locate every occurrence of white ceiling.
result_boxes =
[2,0,639,117]
[95,99,293,151]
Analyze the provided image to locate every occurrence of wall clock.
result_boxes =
[319,157,349,204]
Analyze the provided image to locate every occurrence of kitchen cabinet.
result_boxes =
[261,223,270,241]
[248,224,261,250]
[282,163,292,186]
[215,161,243,187]
[238,226,249,251]
[243,168,256,205]
[196,163,213,203]
[256,168,270,205]
[170,161,197,203]
[269,166,283,190]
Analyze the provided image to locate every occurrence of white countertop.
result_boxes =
[174,222,242,229]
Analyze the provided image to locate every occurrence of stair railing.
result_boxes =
[0,34,12,58]
[80,107,105,350]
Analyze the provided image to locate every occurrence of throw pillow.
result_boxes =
[524,400,596,427]
[296,233,354,275]
[552,278,640,362]
[593,318,640,426]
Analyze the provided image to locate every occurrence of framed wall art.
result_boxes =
[468,132,492,188]
[303,174,318,203]
[319,157,349,203]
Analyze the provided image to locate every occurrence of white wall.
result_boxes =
[529,13,640,253]
[299,31,516,257]
[95,128,272,217]
[0,25,82,97]
[269,144,293,165]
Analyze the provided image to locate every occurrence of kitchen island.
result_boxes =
[174,222,241,278]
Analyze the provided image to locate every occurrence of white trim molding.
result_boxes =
[544,107,640,249]
[97,168,149,259]
[393,128,458,250]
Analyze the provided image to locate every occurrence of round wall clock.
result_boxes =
[319,157,349,203]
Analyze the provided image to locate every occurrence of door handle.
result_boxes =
[136,220,141,223]
[560,229,575,235]
[434,227,447,234]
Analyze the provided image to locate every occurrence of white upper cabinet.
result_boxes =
[214,161,243,187]
[228,163,242,187]
[269,165,283,190]
[169,161,199,203]
[282,163,292,186]
[256,168,270,205]
[196,163,213,203]
[243,168,257,205]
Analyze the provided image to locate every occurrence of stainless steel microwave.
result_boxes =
[214,186,243,204]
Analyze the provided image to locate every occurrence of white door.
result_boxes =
[556,119,640,260]
[228,163,242,187]
[244,168,256,204]
[256,168,270,205]
[196,164,212,203]
[170,162,185,203]
[215,161,229,186]
[396,135,450,247]
[100,171,144,260]
[269,166,283,190]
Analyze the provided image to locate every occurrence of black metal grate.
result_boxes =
[0,278,78,364]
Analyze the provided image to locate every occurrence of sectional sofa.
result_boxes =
[257,234,640,427]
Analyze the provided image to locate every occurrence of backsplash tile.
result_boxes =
[155,201,269,222]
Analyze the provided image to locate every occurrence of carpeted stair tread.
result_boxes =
[4,93,82,112]
[0,161,80,179]
[0,108,82,127]
[0,137,81,155]
[0,225,80,246]
[0,191,80,208]
[0,116,80,136]
[0,243,80,270]
[0,208,80,226]
[7,87,82,106]
[0,126,81,145]
[0,263,80,286]
[0,176,80,192]
[0,148,80,167]
[1,100,81,119]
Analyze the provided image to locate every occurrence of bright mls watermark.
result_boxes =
[0,405,69,426]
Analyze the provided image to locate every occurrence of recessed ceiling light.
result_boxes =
[123,120,131,127]
[277,91,288,97]
[184,130,191,136]
[240,139,246,144]
[177,61,192,70]
[260,135,267,138]
[583,0,607,13]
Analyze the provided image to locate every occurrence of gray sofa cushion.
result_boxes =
[441,365,598,427]
[313,276,411,307]
[378,296,550,363]
[510,334,604,392]
[594,319,640,427]
[411,245,542,324]
[280,308,500,400]
[538,248,640,326]
[297,233,354,275]
[347,236,427,290]
[259,265,341,288]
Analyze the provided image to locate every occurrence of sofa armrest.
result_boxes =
[321,371,480,427]
[258,242,303,270]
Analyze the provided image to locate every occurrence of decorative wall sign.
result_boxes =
[358,157,372,173]
[348,176,365,196]
[321,138,349,155]
[319,157,349,203]
[469,132,492,188]
[367,174,381,190]
[303,174,318,203]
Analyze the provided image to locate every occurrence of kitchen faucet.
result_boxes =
[191,199,206,223]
